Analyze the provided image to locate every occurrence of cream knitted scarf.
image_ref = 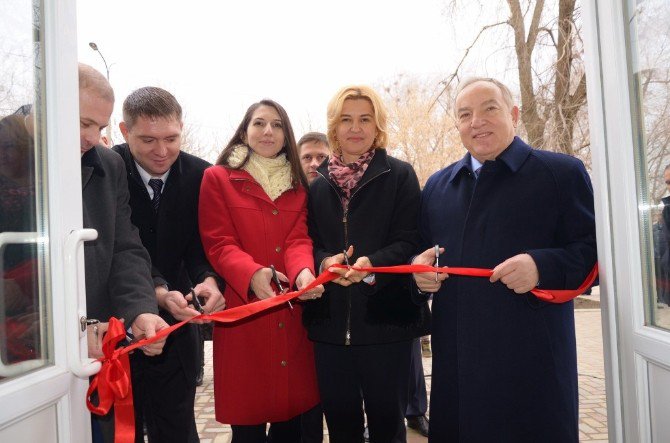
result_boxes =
[228,144,293,201]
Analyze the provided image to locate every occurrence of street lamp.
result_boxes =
[88,42,110,80]
[88,41,113,145]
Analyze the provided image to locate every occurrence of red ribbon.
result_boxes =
[330,262,600,303]
[87,262,597,442]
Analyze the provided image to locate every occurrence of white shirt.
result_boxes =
[135,161,170,199]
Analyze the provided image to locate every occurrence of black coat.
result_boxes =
[420,137,597,442]
[82,146,157,324]
[303,149,430,345]
[113,144,216,380]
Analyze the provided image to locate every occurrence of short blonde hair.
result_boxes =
[326,85,388,153]
[78,63,114,103]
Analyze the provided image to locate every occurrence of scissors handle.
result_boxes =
[270,265,285,292]
[343,249,351,268]
[434,245,440,282]
[270,265,292,309]
[189,288,205,313]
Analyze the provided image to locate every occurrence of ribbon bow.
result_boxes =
[86,317,136,442]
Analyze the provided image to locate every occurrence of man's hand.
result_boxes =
[296,268,324,300]
[191,276,226,315]
[489,253,539,294]
[157,286,201,321]
[250,267,288,300]
[324,245,355,287]
[412,247,447,293]
[86,321,109,359]
[131,313,169,357]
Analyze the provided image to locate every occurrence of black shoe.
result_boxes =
[195,366,204,386]
[406,414,429,437]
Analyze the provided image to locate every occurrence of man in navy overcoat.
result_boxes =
[412,77,597,442]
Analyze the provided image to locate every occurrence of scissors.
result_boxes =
[434,245,440,282]
[189,288,205,314]
[270,265,292,309]
[343,249,351,269]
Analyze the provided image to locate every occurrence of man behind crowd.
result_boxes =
[78,63,169,442]
[113,86,225,443]
[298,132,330,184]
[413,77,597,442]
[296,132,330,443]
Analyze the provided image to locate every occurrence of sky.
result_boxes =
[76,0,462,152]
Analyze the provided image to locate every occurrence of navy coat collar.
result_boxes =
[447,136,532,183]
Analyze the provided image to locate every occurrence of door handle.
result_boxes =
[64,228,101,378]
[0,232,47,377]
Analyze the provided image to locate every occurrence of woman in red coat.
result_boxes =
[199,99,324,443]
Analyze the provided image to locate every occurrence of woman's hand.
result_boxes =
[344,256,372,283]
[296,268,325,300]
[324,245,358,287]
[250,267,288,300]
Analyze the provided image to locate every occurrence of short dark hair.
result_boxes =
[122,86,182,129]
[297,132,329,149]
[216,99,308,189]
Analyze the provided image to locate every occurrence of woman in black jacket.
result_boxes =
[303,85,430,443]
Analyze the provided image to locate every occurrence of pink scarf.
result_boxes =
[328,149,376,208]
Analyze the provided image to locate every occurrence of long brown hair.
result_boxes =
[216,99,307,189]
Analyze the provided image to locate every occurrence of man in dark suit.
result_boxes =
[77,64,169,442]
[412,77,597,442]
[112,86,225,443]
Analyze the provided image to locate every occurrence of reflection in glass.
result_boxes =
[627,0,670,330]
[0,0,51,381]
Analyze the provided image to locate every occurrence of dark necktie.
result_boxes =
[148,178,164,211]
[473,166,482,179]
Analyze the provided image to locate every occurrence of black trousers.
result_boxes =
[406,338,428,417]
[131,334,198,443]
[231,415,301,443]
[300,404,324,443]
[314,340,413,443]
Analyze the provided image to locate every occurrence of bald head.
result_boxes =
[78,63,114,155]
[78,63,114,102]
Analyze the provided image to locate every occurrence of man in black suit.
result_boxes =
[113,86,225,443]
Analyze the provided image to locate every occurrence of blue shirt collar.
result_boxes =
[448,136,532,183]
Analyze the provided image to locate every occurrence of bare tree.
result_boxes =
[180,121,223,164]
[381,75,463,186]
[440,0,589,161]
[632,0,670,202]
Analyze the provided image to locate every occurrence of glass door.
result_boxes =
[0,0,97,441]
[583,0,670,441]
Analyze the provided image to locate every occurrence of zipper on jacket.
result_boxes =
[320,167,390,346]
